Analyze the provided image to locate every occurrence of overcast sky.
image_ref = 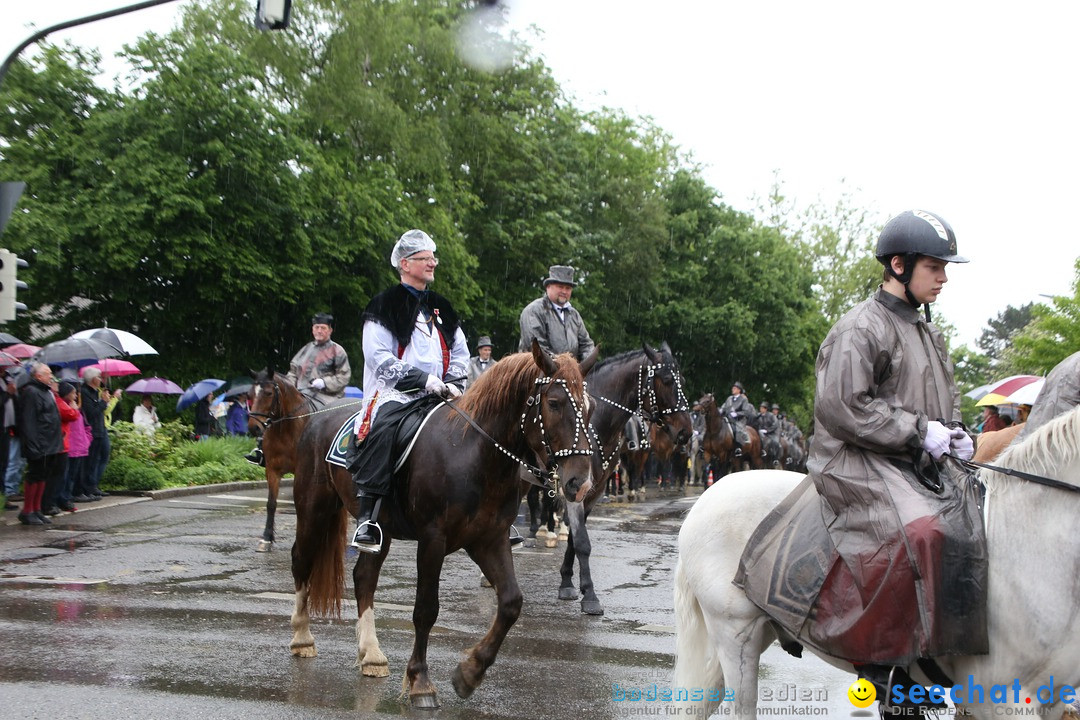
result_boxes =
[4,1,1079,348]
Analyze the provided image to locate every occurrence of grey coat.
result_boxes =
[517,297,595,361]
[1019,350,1080,440]
[735,289,988,665]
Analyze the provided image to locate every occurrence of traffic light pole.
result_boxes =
[0,0,185,94]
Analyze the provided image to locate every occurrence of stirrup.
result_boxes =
[244,447,264,467]
[351,519,383,554]
[509,525,524,548]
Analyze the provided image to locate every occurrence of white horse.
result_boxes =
[674,404,1080,719]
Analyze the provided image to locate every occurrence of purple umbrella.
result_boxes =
[126,377,184,395]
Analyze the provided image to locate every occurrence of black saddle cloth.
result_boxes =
[345,395,443,495]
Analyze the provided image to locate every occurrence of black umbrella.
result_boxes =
[0,332,22,347]
[33,337,125,365]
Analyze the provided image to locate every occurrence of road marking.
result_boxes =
[634,623,674,633]
[0,575,110,585]
[206,495,295,505]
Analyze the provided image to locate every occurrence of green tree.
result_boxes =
[1006,258,1080,373]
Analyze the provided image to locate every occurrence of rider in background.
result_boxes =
[287,313,351,405]
[349,229,469,553]
[245,313,350,466]
[720,382,754,447]
[518,265,595,361]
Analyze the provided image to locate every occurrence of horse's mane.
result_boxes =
[590,344,676,375]
[454,351,585,429]
[986,404,1080,491]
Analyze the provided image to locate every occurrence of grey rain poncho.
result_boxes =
[735,289,988,665]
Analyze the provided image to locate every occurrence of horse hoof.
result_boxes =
[581,599,604,616]
[362,662,390,678]
[410,691,440,709]
[290,643,317,658]
[451,665,476,699]
[534,529,546,539]
[557,529,568,540]
[256,539,273,553]
[544,536,557,548]
[523,538,536,548]
[479,574,493,588]
[558,587,580,601]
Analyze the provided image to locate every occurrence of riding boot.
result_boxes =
[856,664,947,715]
[350,494,384,554]
[244,437,265,467]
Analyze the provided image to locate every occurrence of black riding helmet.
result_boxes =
[876,210,968,317]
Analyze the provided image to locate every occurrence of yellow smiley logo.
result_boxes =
[848,678,877,708]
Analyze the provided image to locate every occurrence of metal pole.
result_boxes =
[0,0,184,92]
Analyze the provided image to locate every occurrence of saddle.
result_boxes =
[330,395,444,474]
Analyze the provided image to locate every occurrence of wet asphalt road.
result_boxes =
[0,482,857,719]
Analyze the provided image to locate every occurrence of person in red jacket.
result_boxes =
[42,381,80,515]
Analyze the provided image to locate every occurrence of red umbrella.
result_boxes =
[974,375,1042,407]
[80,358,141,377]
[4,343,40,359]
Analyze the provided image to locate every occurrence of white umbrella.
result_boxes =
[1003,378,1044,406]
[72,328,158,355]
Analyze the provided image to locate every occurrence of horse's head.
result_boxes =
[528,340,595,504]
[248,370,303,435]
[641,342,693,447]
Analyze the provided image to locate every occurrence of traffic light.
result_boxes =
[0,248,28,323]
[255,0,293,30]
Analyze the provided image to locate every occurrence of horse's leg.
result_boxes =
[454,540,523,699]
[564,501,602,615]
[526,485,541,537]
[257,466,280,552]
[558,519,579,601]
[542,492,558,547]
[353,541,391,678]
[403,536,447,708]
[289,583,317,657]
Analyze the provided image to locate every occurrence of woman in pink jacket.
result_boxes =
[57,382,93,511]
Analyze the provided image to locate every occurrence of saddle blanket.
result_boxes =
[325,402,443,473]
[326,410,363,468]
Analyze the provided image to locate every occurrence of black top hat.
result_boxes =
[543,265,577,287]
[312,312,334,327]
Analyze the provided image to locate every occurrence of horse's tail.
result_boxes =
[304,496,349,618]
[673,551,723,715]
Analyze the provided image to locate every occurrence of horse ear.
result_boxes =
[643,342,661,364]
[531,338,558,376]
[579,345,600,376]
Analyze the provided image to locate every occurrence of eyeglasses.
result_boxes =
[407,254,439,266]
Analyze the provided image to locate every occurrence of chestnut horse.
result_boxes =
[246,371,359,551]
[287,344,596,708]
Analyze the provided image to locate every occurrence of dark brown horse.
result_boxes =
[287,343,596,708]
[553,343,693,615]
[695,392,764,478]
[246,371,359,552]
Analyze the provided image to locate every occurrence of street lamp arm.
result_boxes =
[0,0,184,91]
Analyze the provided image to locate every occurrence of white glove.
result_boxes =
[728,411,738,419]
[311,378,326,390]
[425,374,446,395]
[950,428,974,461]
[922,420,952,460]
[445,383,462,399]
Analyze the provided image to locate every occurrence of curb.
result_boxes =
[139,476,295,501]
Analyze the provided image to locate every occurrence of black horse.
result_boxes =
[542,342,693,615]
